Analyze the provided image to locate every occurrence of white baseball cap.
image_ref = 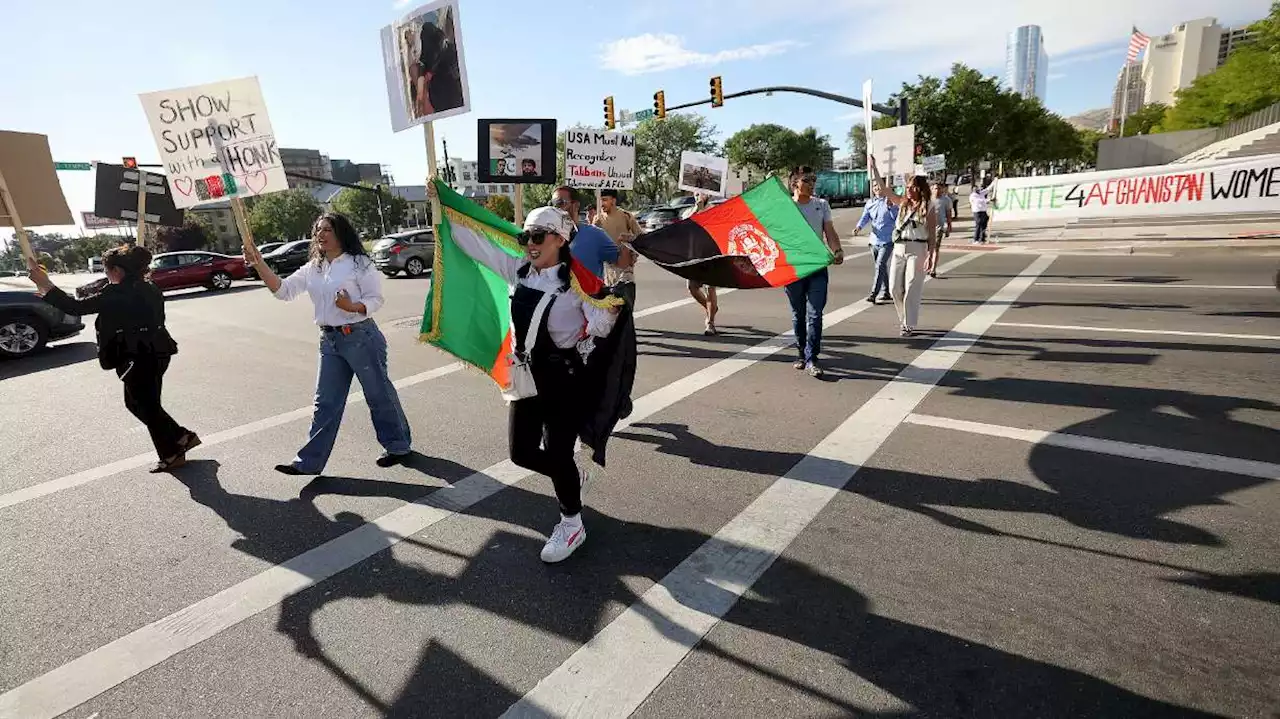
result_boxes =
[523,206,574,240]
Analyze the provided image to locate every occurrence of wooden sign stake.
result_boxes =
[135,169,149,249]
[230,197,256,254]
[514,184,525,226]
[0,165,35,264]
[424,122,441,231]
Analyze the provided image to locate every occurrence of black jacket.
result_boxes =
[41,280,177,369]
[577,293,637,468]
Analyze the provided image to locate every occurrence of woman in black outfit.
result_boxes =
[26,246,198,472]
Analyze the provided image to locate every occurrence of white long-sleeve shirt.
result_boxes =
[449,226,616,349]
[273,254,386,327]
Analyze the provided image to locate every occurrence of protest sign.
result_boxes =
[678,151,729,197]
[81,212,130,230]
[381,0,471,132]
[94,163,184,227]
[923,154,946,172]
[565,130,635,190]
[139,77,288,209]
[870,124,914,179]
[993,154,1280,223]
[861,79,874,172]
[479,119,556,184]
[0,130,73,261]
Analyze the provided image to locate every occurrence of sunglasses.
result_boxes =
[517,230,555,246]
[549,197,572,208]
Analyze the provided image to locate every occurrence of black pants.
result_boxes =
[117,355,188,460]
[973,211,990,243]
[508,354,584,515]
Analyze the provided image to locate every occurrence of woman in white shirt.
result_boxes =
[244,213,412,476]
[448,204,620,563]
[869,158,937,337]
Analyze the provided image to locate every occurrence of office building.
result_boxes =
[329,159,361,185]
[445,158,516,203]
[1141,17,1227,106]
[1218,25,1258,66]
[1110,61,1146,131]
[1006,25,1048,102]
[357,163,388,185]
[279,148,328,190]
[188,202,241,251]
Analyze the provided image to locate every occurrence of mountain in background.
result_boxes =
[1066,108,1112,132]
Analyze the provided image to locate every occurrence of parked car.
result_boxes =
[679,197,729,220]
[372,229,434,277]
[669,196,697,210]
[260,240,314,278]
[643,207,682,232]
[0,290,85,358]
[74,251,249,299]
[244,242,286,279]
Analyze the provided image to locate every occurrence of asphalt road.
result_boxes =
[1,236,1278,718]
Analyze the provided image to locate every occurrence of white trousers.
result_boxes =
[889,240,927,329]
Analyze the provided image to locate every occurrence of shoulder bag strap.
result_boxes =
[515,290,558,359]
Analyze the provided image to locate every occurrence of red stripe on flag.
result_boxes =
[691,199,802,287]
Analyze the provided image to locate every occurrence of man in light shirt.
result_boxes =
[592,189,641,302]
[969,177,994,244]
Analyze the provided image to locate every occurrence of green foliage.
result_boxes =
[185,210,216,241]
[634,114,719,204]
[1122,102,1169,136]
[724,123,833,176]
[0,232,125,272]
[248,189,323,243]
[330,184,407,239]
[485,194,515,222]
[155,221,210,252]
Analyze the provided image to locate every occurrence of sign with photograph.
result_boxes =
[81,212,130,230]
[381,0,471,132]
[923,154,946,172]
[677,151,729,197]
[564,129,635,190]
[870,124,915,179]
[478,119,556,184]
[93,163,184,227]
[138,76,289,209]
[0,130,73,228]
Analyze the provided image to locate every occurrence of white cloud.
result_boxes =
[600,34,804,75]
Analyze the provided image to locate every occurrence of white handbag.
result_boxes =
[501,290,558,402]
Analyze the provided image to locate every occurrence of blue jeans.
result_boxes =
[870,243,893,297]
[783,268,829,364]
[294,320,412,472]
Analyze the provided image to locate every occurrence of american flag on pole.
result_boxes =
[1127,26,1151,61]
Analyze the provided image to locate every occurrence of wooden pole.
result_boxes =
[230,197,255,253]
[0,166,35,264]
[514,184,525,226]
[135,169,149,249]
[424,121,441,231]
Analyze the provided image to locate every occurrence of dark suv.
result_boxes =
[0,290,85,358]
[373,230,434,277]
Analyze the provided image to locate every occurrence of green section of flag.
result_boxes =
[420,180,521,385]
[740,177,834,274]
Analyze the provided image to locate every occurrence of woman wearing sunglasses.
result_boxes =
[868,157,937,336]
[443,203,623,563]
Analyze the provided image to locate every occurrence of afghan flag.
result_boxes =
[631,177,834,288]
[419,179,618,389]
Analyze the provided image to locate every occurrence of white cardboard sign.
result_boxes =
[139,76,288,209]
[564,129,635,190]
[870,124,915,180]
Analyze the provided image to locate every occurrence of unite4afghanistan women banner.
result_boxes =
[994,154,1280,223]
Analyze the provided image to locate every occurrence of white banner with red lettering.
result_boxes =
[993,154,1280,222]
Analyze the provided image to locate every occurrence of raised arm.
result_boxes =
[428,185,520,284]
[868,157,905,205]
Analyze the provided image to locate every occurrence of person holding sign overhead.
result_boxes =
[869,157,937,337]
[25,246,200,473]
[244,213,413,476]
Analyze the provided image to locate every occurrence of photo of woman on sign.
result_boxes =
[382,0,471,131]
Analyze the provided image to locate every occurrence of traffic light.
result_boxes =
[603,96,616,130]
[653,90,666,120]
[710,76,724,108]
[122,157,137,169]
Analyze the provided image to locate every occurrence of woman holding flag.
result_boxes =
[435,195,623,563]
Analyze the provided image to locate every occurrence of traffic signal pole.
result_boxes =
[664,85,901,120]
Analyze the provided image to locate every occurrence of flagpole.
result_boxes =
[1119,61,1131,137]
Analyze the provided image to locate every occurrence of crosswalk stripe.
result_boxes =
[501,254,1056,719]
[0,252,978,719]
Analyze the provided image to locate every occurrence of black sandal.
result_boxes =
[149,454,187,474]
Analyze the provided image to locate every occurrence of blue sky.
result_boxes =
[0,0,1269,239]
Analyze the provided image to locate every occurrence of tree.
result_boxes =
[846,115,898,168]
[247,189,322,243]
[1122,102,1169,136]
[790,127,836,170]
[485,194,515,221]
[155,221,210,252]
[186,211,216,241]
[1075,128,1108,168]
[724,124,795,176]
[633,114,718,204]
[330,184,407,239]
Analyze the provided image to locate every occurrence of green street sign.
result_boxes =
[54,162,92,171]
[634,109,655,120]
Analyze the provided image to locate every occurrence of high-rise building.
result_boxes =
[1006,25,1048,102]
[445,158,516,203]
[1140,17,1225,106]
[329,159,360,185]
[1218,25,1258,66]
[1110,61,1146,131]
[279,148,328,190]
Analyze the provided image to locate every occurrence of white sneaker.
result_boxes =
[540,517,586,563]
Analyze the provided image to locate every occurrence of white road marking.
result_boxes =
[0,282,782,512]
[1034,282,1274,290]
[993,322,1280,342]
[502,254,1056,719]
[0,254,982,719]
[633,289,738,319]
[903,414,1280,480]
